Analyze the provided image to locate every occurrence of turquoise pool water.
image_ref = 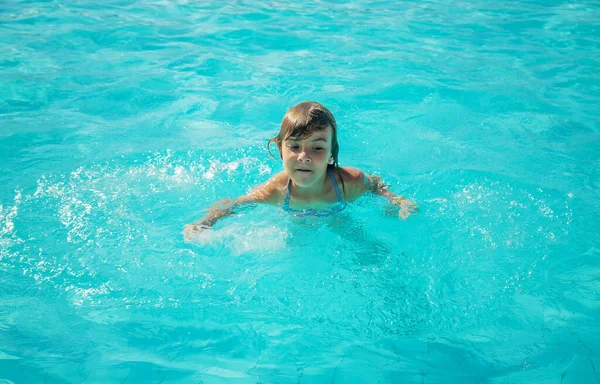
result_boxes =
[1,0,599,382]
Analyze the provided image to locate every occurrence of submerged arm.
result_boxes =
[183,193,260,240]
[186,197,246,229]
[364,173,417,219]
[183,177,282,240]
[183,197,246,240]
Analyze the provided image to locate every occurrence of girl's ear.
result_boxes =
[328,156,334,165]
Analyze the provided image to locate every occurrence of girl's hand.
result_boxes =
[183,223,210,241]
[387,197,418,220]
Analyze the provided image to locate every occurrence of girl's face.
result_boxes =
[281,125,333,188]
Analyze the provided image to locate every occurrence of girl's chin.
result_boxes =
[290,172,316,186]
[291,179,313,187]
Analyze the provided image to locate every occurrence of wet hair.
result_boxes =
[268,101,345,192]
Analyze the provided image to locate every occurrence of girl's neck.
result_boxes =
[289,170,330,200]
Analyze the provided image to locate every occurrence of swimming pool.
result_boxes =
[1,0,599,382]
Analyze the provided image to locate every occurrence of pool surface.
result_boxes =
[1,0,599,383]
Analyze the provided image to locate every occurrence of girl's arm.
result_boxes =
[338,167,417,219]
[183,175,284,240]
[363,173,417,219]
[184,196,251,231]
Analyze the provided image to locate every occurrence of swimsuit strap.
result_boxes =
[284,168,343,210]
[284,178,292,210]
[328,167,343,203]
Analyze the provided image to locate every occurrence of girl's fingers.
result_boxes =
[398,203,417,219]
[183,225,193,241]
[183,224,212,241]
[183,224,201,241]
[386,198,418,219]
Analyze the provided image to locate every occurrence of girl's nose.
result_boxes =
[298,151,311,162]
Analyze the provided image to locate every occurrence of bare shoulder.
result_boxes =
[337,166,369,201]
[339,166,366,184]
[241,171,287,206]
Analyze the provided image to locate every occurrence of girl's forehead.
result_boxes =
[286,125,332,141]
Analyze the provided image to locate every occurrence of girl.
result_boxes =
[184,101,416,238]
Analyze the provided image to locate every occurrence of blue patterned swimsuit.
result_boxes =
[282,168,347,218]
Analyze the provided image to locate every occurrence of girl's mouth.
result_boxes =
[296,169,312,173]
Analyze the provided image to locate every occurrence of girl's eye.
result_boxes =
[288,145,299,150]
[314,147,324,151]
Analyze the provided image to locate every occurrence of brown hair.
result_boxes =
[268,101,345,192]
